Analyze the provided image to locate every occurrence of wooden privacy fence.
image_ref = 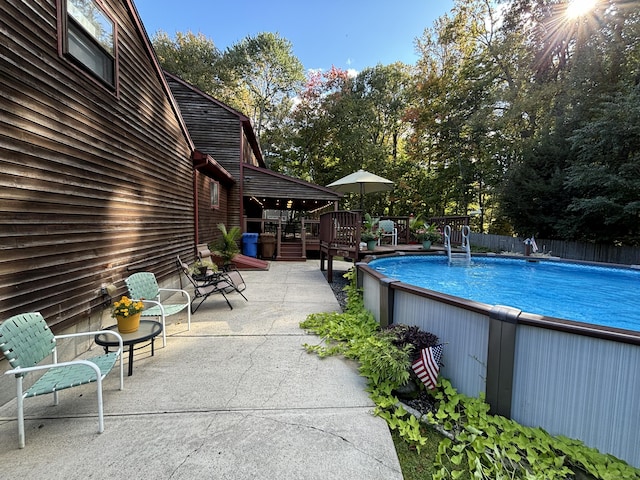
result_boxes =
[470,233,640,265]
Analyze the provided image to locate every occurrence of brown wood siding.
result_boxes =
[166,77,242,230]
[0,0,195,329]
[195,171,230,245]
[242,134,259,166]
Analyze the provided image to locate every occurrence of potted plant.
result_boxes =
[361,213,382,251]
[188,258,217,279]
[111,295,145,333]
[414,223,442,250]
[212,223,241,269]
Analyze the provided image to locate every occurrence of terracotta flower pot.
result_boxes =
[116,312,141,333]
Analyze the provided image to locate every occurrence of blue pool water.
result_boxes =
[369,256,640,332]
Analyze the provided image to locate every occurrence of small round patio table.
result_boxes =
[95,320,162,376]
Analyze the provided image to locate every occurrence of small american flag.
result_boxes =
[412,344,443,390]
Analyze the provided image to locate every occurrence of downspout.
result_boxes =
[193,168,200,246]
[238,122,245,233]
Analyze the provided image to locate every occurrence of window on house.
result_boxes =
[210,181,220,209]
[62,0,116,88]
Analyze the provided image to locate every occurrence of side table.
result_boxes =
[95,320,162,376]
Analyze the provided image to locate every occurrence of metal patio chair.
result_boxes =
[176,256,247,313]
[0,312,124,448]
[378,219,398,246]
[125,272,191,347]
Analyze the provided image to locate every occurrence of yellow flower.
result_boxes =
[111,295,144,318]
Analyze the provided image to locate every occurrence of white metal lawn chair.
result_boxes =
[378,219,398,245]
[125,272,191,347]
[0,312,124,448]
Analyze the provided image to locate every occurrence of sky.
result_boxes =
[133,0,455,73]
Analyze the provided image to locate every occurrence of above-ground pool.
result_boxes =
[369,255,640,333]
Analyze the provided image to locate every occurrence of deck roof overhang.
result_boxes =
[242,164,342,211]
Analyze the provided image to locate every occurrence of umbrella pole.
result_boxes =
[360,183,364,211]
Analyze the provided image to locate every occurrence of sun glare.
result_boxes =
[566,0,597,18]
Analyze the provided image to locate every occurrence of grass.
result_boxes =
[391,427,440,479]
[391,425,470,480]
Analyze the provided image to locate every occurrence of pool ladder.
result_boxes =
[444,225,471,264]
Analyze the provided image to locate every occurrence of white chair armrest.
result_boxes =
[56,330,124,354]
[5,358,102,378]
[157,287,191,304]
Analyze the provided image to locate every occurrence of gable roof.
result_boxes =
[163,70,265,167]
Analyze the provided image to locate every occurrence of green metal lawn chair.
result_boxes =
[0,312,124,448]
[125,272,191,347]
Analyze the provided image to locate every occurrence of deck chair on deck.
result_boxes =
[378,219,398,246]
[125,272,191,347]
[0,312,124,448]
[177,256,248,313]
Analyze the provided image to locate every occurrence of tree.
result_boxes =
[151,30,222,94]
[409,0,507,223]
[272,64,416,215]
[217,32,305,141]
[564,86,640,244]
[498,0,640,243]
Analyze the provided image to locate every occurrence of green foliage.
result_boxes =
[302,270,640,479]
[564,86,640,245]
[406,0,640,242]
[211,223,240,265]
[391,427,467,480]
[217,32,305,141]
[361,213,382,242]
[271,64,412,214]
[428,379,640,480]
[151,31,222,94]
[187,258,217,276]
[356,335,412,388]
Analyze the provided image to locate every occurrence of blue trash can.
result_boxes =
[241,233,259,258]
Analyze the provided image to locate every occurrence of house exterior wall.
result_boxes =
[0,0,195,336]
[242,134,260,166]
[195,171,230,246]
[165,75,246,231]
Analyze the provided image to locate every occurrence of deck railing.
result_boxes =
[319,210,362,249]
[429,216,470,245]
[243,213,470,256]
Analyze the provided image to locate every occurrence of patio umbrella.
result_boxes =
[326,169,394,209]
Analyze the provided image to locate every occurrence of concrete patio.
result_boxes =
[0,260,403,479]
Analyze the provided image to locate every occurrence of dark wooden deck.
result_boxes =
[318,211,470,282]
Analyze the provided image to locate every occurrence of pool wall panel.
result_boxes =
[393,291,489,398]
[511,325,640,468]
[358,262,640,468]
[362,274,380,318]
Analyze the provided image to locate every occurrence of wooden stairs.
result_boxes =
[277,240,306,261]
